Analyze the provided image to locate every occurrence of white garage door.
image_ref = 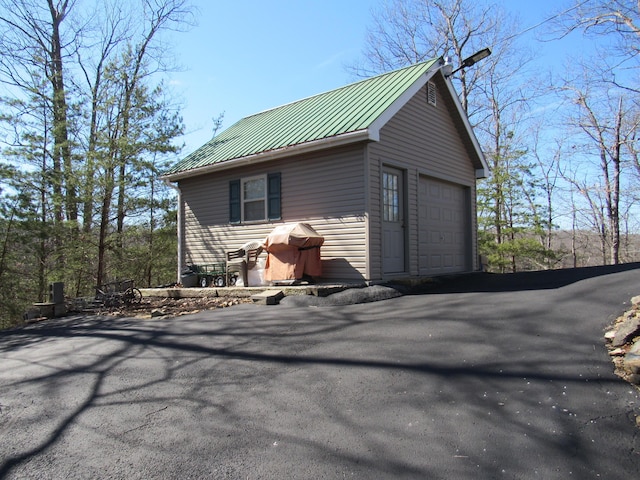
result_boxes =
[418,176,469,275]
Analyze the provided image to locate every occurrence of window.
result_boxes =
[229,172,281,223]
[383,172,399,222]
[243,175,266,221]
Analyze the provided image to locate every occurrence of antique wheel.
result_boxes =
[124,287,142,304]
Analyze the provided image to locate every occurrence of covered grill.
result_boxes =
[264,223,324,281]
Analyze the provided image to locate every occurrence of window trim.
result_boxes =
[241,174,267,223]
[229,172,281,224]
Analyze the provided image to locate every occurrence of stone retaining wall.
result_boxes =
[606,295,640,388]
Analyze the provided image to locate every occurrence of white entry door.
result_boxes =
[382,167,405,274]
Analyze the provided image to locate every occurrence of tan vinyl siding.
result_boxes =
[179,145,369,281]
[372,80,476,186]
[368,74,478,277]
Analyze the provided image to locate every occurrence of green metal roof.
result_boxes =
[165,58,441,178]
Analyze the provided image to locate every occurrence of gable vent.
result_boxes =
[427,81,437,106]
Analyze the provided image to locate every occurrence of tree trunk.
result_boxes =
[82,88,100,233]
[609,98,623,265]
[96,189,112,289]
[47,0,77,224]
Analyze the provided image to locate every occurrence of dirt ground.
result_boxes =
[72,295,253,319]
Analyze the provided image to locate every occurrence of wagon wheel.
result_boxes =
[214,276,225,287]
[200,276,210,288]
[123,287,142,304]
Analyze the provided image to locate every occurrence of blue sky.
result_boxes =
[168,0,584,157]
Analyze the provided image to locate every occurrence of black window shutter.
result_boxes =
[229,179,241,223]
[267,172,281,220]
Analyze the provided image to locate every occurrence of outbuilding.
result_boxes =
[163,57,488,282]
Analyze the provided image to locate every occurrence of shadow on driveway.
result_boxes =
[2,263,640,479]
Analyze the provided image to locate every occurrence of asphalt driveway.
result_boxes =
[1,265,640,479]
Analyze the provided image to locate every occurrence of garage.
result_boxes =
[418,176,470,275]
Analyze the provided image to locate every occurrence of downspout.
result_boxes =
[163,178,183,285]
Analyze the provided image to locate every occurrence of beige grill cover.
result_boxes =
[264,223,324,281]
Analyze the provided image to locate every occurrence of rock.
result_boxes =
[251,290,284,305]
[609,347,626,356]
[629,342,640,356]
[150,309,165,318]
[604,330,616,341]
[623,349,640,375]
[611,315,640,347]
[631,295,640,306]
[627,374,640,385]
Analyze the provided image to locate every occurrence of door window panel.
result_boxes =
[383,172,399,222]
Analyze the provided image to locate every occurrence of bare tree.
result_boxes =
[352,0,505,114]
[556,0,639,51]
[558,63,638,264]
[551,0,640,92]
[90,0,191,286]
[560,163,610,265]
[112,0,193,243]
[77,1,131,233]
[0,0,79,227]
[0,0,193,295]
[528,125,563,268]
[626,106,640,178]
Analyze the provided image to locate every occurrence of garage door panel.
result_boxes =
[419,177,469,275]
[430,255,442,268]
[443,254,454,268]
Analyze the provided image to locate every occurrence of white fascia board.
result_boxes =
[441,70,490,175]
[162,129,373,182]
[367,60,444,140]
